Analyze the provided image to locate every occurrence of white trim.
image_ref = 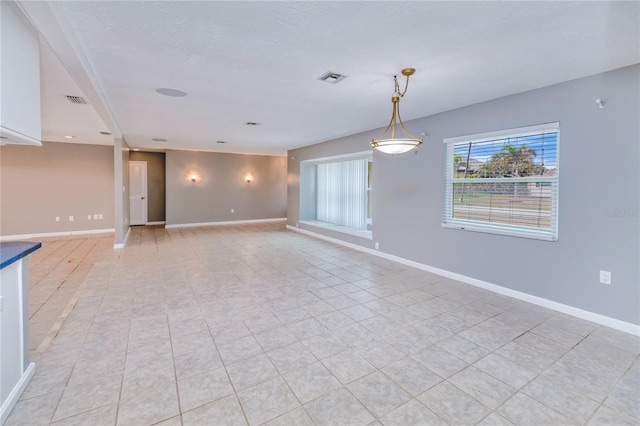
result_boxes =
[0,362,35,424]
[286,225,640,336]
[113,227,130,249]
[0,228,115,242]
[443,121,560,144]
[18,262,24,373]
[441,222,555,241]
[288,225,375,251]
[146,221,166,225]
[0,126,41,146]
[301,150,372,165]
[166,218,286,229]
[299,220,373,240]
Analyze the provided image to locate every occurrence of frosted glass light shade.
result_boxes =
[371,138,422,154]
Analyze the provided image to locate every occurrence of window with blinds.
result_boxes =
[300,152,373,236]
[443,122,559,241]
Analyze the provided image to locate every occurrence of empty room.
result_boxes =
[0,1,638,425]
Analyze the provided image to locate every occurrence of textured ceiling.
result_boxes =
[40,42,113,145]
[46,1,640,155]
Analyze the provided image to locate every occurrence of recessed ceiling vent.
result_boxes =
[156,88,188,97]
[245,122,261,126]
[66,95,88,105]
[317,71,347,84]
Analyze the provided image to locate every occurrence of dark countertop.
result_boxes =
[0,241,42,270]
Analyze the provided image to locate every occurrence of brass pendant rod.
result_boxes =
[376,100,398,141]
[391,102,397,139]
[395,102,421,140]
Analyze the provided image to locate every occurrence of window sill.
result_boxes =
[442,222,556,241]
[299,221,373,240]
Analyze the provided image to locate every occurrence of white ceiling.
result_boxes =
[37,1,639,156]
[40,41,113,145]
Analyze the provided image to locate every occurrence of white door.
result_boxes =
[129,161,147,225]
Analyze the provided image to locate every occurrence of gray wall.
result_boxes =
[114,137,129,245]
[129,151,166,222]
[288,64,640,325]
[0,141,114,236]
[299,161,317,221]
[166,150,287,226]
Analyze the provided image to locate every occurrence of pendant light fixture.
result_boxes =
[371,68,423,154]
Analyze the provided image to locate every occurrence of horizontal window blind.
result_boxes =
[443,123,559,240]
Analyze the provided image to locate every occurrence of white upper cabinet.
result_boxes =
[0,1,41,146]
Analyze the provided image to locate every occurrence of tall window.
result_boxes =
[443,123,559,241]
[300,153,372,235]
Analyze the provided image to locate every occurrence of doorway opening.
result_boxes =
[129,152,166,225]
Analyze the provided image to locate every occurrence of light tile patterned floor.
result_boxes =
[7,221,640,425]
[26,234,116,350]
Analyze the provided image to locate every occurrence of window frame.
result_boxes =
[299,151,373,239]
[442,122,560,241]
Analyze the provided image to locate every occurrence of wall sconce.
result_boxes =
[245,175,253,183]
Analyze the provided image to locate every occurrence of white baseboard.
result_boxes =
[146,221,166,225]
[0,362,35,424]
[299,220,373,240]
[166,218,286,229]
[113,227,131,249]
[287,225,640,336]
[0,228,115,242]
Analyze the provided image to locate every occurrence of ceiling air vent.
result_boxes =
[317,71,347,84]
[66,95,88,105]
[245,122,261,126]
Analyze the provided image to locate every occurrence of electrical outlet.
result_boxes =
[231,209,234,213]
[55,216,60,222]
[375,242,380,250]
[99,213,103,220]
[93,214,98,220]
[88,214,92,220]
[600,270,612,285]
[69,216,74,222]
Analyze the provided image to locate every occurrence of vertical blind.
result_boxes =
[316,158,368,230]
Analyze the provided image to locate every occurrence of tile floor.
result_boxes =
[6,221,640,425]
[26,233,116,350]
